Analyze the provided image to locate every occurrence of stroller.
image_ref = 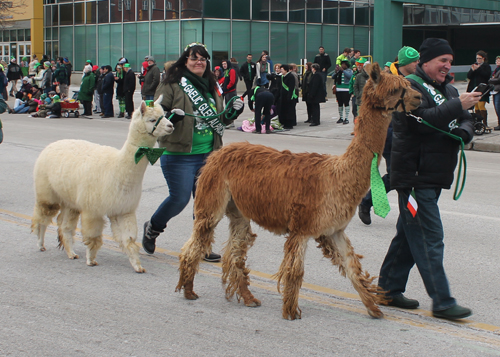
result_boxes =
[469,109,491,135]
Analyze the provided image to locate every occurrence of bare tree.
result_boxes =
[0,0,27,29]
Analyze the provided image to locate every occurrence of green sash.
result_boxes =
[406,74,447,106]
[180,76,225,136]
[281,74,298,100]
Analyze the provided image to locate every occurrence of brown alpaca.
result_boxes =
[176,63,422,320]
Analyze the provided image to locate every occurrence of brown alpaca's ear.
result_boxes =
[367,62,381,85]
[140,101,147,116]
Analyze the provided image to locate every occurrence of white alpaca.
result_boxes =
[31,96,173,273]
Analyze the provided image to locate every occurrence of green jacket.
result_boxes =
[154,81,234,153]
[353,70,369,107]
[78,72,95,102]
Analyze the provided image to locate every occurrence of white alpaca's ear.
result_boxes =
[367,62,381,85]
[154,95,163,106]
[140,101,147,116]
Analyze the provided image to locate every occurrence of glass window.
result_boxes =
[306,0,322,23]
[151,0,165,20]
[110,24,122,63]
[181,19,202,48]
[165,21,180,60]
[289,0,305,22]
[204,20,230,64]
[166,0,179,19]
[252,0,269,20]
[123,23,137,68]
[138,0,149,21]
[232,21,250,63]
[25,29,31,41]
[270,22,287,64]
[204,0,229,18]
[355,0,370,26]
[322,25,338,66]
[181,0,202,19]
[323,0,338,24]
[75,2,85,24]
[74,26,86,69]
[52,40,60,59]
[45,42,52,60]
[250,22,269,59]
[353,26,369,55]
[110,0,121,22]
[60,27,74,63]
[44,5,52,26]
[339,26,353,52]
[339,1,353,25]
[53,28,59,40]
[86,1,97,24]
[51,5,59,26]
[98,0,109,23]
[306,24,322,62]
[151,22,166,65]
[136,22,150,67]
[45,28,51,41]
[17,29,25,41]
[98,25,111,66]
[233,0,250,20]
[60,3,74,25]
[270,0,286,21]
[123,0,136,22]
[287,23,304,64]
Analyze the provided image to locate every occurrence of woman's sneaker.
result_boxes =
[142,221,162,254]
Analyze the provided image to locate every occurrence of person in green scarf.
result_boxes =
[114,63,125,117]
[142,43,244,262]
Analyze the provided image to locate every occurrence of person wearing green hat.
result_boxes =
[353,56,369,114]
[122,63,136,119]
[383,62,392,73]
[392,46,420,77]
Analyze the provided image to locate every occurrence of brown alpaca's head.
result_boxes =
[362,63,421,114]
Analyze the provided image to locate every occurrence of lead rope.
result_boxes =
[406,113,467,200]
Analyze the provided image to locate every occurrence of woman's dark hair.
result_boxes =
[477,50,488,63]
[280,64,290,72]
[222,59,232,69]
[163,45,216,90]
[257,54,267,63]
[305,62,313,71]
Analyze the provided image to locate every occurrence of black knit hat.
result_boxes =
[419,38,454,65]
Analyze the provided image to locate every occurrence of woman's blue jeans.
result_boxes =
[150,153,210,232]
[378,188,456,311]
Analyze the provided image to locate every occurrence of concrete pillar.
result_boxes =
[31,0,44,58]
[373,0,403,65]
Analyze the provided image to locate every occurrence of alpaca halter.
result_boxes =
[373,88,407,112]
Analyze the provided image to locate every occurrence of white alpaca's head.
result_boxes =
[133,95,174,137]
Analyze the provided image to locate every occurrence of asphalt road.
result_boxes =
[1,112,500,356]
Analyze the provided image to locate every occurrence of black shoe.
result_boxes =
[252,130,261,134]
[304,120,311,123]
[494,126,500,130]
[125,115,132,119]
[343,119,349,125]
[309,123,319,126]
[433,305,472,320]
[266,130,272,134]
[203,252,221,262]
[117,112,125,118]
[102,115,112,118]
[387,294,420,309]
[358,204,371,225]
[142,221,162,255]
[336,118,344,124]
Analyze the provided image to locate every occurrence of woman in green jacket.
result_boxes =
[142,43,244,261]
[77,65,95,116]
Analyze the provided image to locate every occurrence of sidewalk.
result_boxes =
[3,81,499,153]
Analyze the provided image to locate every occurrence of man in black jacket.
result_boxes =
[378,38,481,321]
[313,46,331,99]
[101,65,115,118]
[7,58,22,97]
[239,54,256,101]
[248,85,274,134]
[123,63,136,119]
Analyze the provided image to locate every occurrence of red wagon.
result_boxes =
[61,101,80,118]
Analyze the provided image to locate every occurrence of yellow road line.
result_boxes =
[2,208,500,346]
